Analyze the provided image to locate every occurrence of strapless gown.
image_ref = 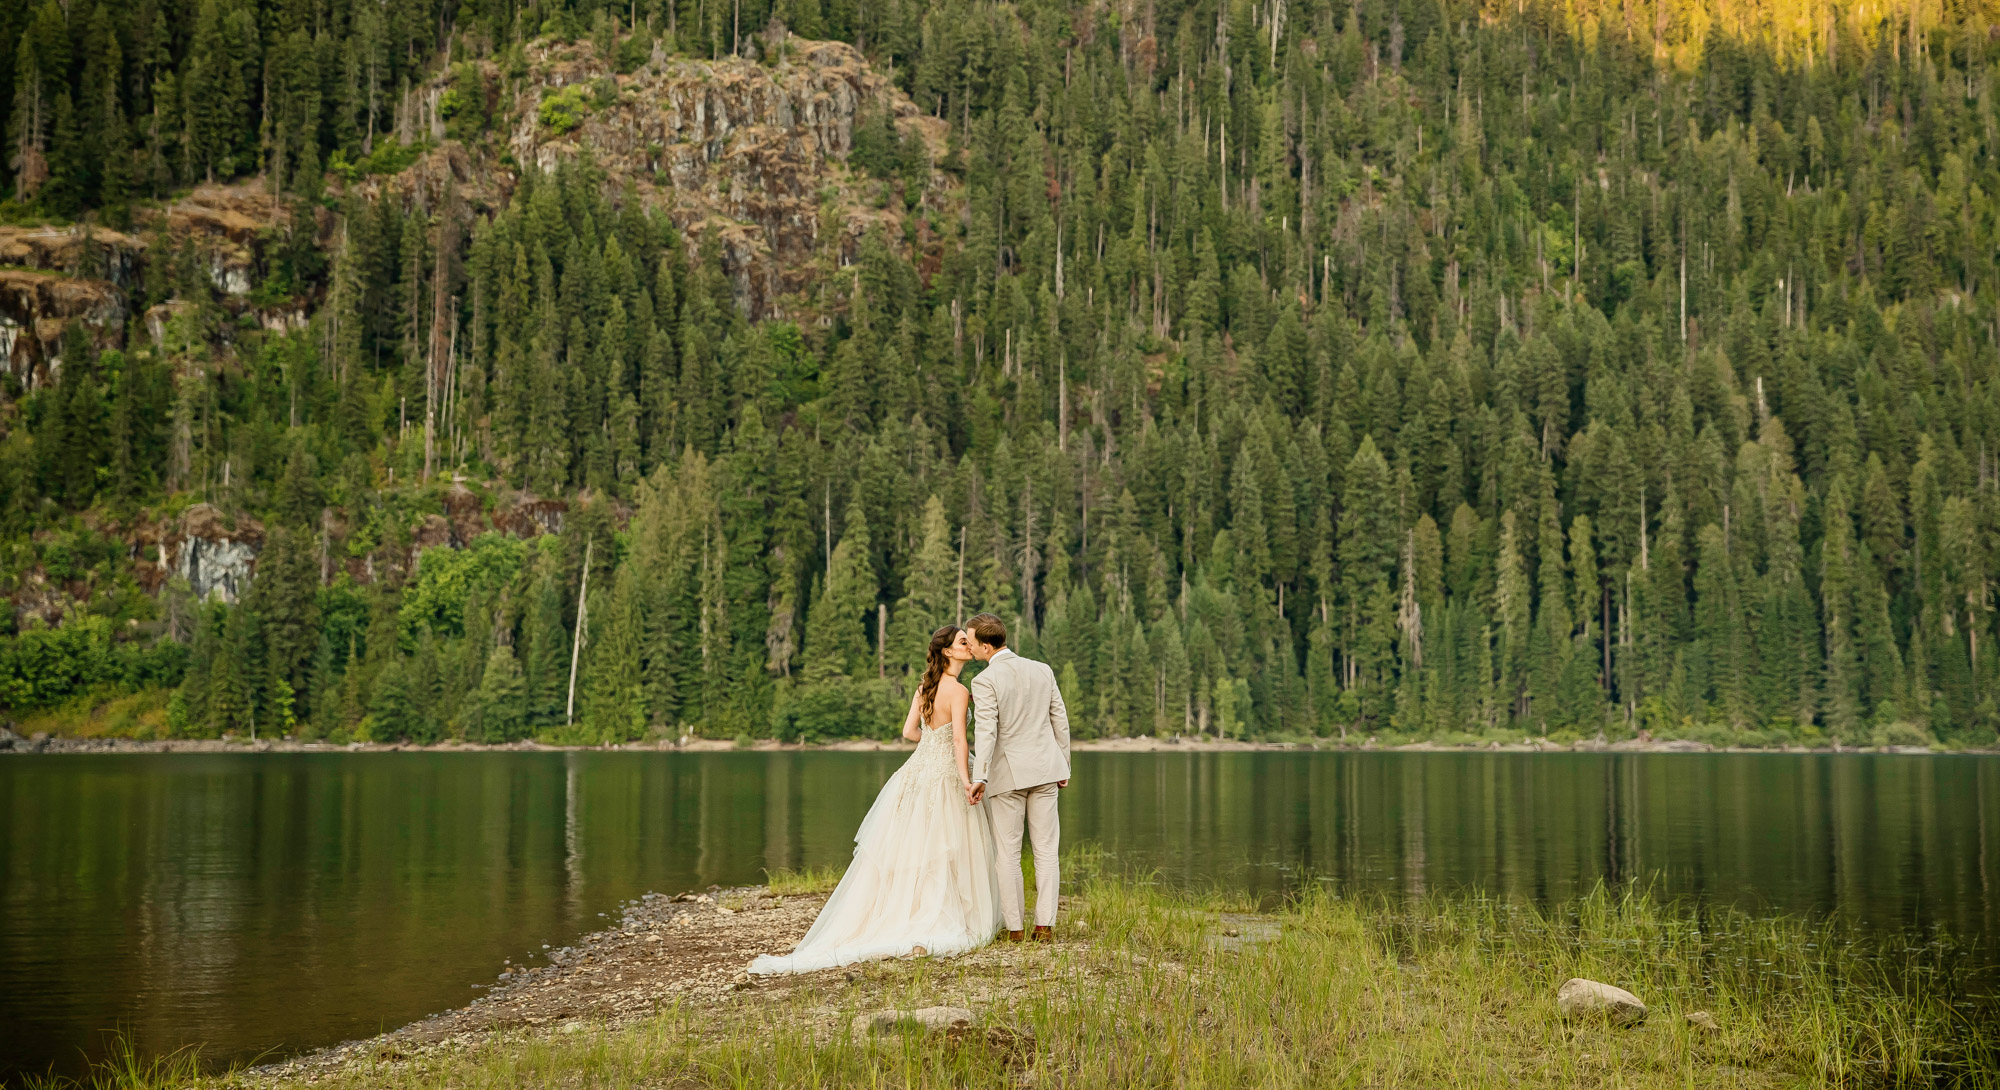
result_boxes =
[749,725,1003,974]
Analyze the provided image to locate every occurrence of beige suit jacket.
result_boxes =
[969,648,1072,794]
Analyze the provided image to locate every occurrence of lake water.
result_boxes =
[2,750,1997,1081]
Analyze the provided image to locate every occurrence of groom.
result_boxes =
[964,613,1071,943]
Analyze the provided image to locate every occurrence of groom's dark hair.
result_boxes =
[966,613,1007,648]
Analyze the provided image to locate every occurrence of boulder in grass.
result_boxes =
[851,1006,977,1037]
[1557,978,1647,1025]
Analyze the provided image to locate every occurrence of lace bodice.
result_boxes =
[907,724,961,784]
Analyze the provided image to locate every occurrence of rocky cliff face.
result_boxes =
[0,38,941,387]
[0,185,316,389]
[509,35,951,317]
[0,225,144,284]
[0,267,125,387]
[0,226,137,387]
[163,505,264,604]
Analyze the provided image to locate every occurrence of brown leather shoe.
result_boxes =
[1005,929,1024,943]
[1031,926,1053,943]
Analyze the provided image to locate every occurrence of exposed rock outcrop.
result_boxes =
[163,504,265,604]
[0,185,315,387]
[0,269,125,386]
[0,40,941,388]
[491,495,569,538]
[0,224,145,284]
[139,183,334,311]
[508,35,952,317]
[147,185,278,297]
[356,140,508,214]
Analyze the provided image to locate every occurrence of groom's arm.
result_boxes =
[969,671,998,786]
[1047,664,1071,778]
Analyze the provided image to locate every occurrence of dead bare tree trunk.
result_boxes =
[424,186,458,482]
[566,539,593,727]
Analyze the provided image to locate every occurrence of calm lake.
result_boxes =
[3,749,1997,1080]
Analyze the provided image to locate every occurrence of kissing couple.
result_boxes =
[749,613,1071,974]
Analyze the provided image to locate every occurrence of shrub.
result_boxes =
[399,533,529,641]
[539,85,592,135]
[0,614,187,713]
[768,677,902,743]
[1871,720,1934,749]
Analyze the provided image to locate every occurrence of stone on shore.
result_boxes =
[1206,914,1283,953]
[851,1006,977,1037]
[1557,978,1647,1024]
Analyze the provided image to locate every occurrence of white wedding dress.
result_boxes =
[750,724,1003,974]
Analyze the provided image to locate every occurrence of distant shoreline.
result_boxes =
[0,732,1979,757]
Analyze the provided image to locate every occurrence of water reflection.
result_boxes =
[1072,752,2000,945]
[1,750,1994,1081]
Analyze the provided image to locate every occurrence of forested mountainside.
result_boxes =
[2,0,1999,747]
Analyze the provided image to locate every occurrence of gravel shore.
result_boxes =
[246,885,824,1081]
[242,881,1082,1084]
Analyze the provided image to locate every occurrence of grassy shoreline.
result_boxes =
[33,864,1998,1089]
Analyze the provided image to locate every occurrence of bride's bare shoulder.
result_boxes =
[939,675,971,702]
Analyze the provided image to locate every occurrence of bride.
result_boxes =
[749,625,1003,975]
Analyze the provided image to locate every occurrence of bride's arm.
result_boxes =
[950,686,973,790]
[900,691,924,742]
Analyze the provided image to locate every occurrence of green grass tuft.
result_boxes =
[18,1037,203,1090]
[763,864,845,896]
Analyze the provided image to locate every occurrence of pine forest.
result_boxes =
[3,0,2000,750]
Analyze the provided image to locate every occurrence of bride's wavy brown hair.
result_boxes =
[917,624,962,724]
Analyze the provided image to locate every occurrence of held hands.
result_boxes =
[966,782,986,806]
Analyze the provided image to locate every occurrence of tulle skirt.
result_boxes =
[749,736,1003,974]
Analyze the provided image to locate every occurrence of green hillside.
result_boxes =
[3,0,1999,747]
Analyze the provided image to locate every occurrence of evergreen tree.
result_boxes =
[244,526,321,727]
[1337,436,1396,703]
[801,498,878,682]
[521,562,568,726]
[1558,515,1603,729]
[1694,524,1751,731]
[471,643,529,742]
[580,566,646,742]
[1528,481,1571,727]
[891,495,957,676]
[369,655,417,741]
[1494,511,1532,726]
[209,603,258,735]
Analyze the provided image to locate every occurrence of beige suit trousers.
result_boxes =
[986,782,1060,930]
